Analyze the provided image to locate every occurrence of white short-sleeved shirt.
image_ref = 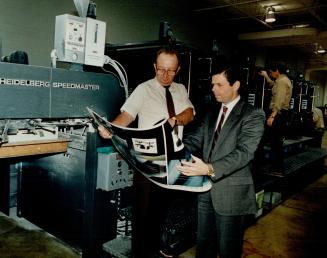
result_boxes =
[121,78,194,134]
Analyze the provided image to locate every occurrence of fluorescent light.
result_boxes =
[293,24,310,28]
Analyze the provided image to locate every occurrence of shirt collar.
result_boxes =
[223,95,240,111]
[154,77,175,91]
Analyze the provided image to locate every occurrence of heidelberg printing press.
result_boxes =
[0,61,129,257]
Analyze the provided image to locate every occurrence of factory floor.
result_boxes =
[1,133,327,258]
[178,169,327,258]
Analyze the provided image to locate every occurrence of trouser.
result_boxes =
[196,191,246,258]
[311,128,325,148]
[131,172,164,258]
[267,109,289,170]
[131,172,185,258]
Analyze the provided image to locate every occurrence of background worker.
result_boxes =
[258,63,292,176]
[311,106,325,147]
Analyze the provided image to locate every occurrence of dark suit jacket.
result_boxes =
[184,99,265,215]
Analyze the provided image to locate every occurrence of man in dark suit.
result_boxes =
[177,58,265,258]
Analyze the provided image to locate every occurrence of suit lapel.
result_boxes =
[204,104,220,162]
[215,100,244,147]
[208,103,221,144]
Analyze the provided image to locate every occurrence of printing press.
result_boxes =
[0,61,129,257]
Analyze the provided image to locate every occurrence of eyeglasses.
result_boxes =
[156,68,177,76]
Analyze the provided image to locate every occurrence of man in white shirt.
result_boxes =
[98,48,195,258]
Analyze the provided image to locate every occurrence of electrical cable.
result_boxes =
[50,49,128,99]
[102,55,129,99]
[50,49,58,68]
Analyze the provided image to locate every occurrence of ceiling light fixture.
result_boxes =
[265,6,276,23]
[314,42,326,54]
[317,45,326,54]
[314,43,326,54]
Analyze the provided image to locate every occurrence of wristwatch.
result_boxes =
[207,164,215,178]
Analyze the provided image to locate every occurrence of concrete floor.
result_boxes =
[242,171,327,258]
[0,210,81,258]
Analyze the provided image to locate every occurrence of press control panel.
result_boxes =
[54,14,106,67]
[97,151,132,191]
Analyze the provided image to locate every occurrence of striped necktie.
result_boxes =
[214,106,228,142]
[209,106,228,161]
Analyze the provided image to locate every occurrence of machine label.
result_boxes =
[0,78,50,87]
[52,82,99,90]
[0,77,99,91]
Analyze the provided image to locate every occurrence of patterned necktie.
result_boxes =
[209,106,228,161]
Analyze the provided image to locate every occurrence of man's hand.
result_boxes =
[267,116,274,127]
[98,125,113,139]
[168,117,177,128]
[176,155,209,176]
[258,70,268,77]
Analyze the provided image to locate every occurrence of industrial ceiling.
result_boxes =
[183,0,327,69]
